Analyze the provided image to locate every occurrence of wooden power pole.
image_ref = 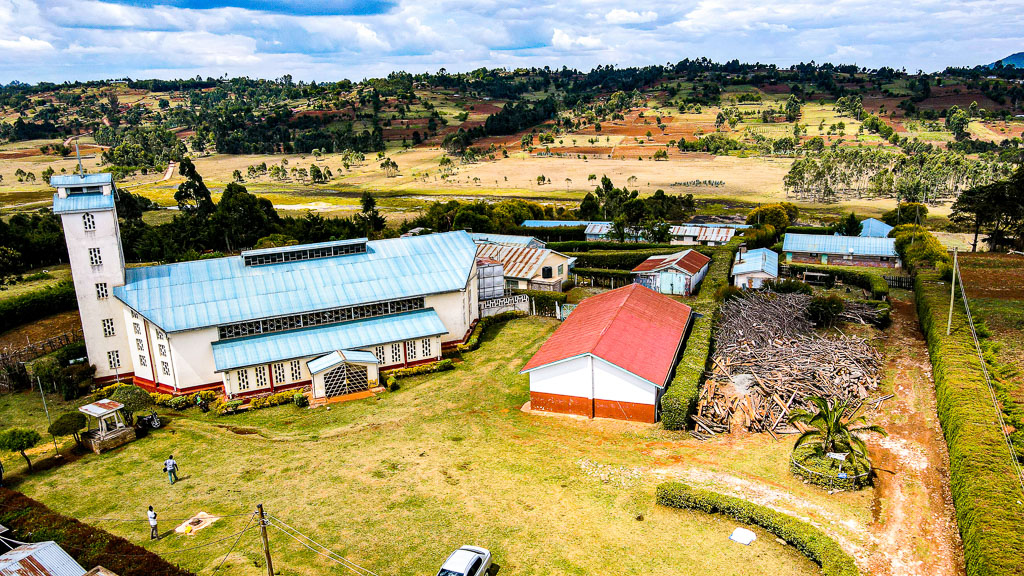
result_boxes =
[257,504,274,576]
[947,248,958,335]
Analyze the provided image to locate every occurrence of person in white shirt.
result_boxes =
[148,506,158,540]
[163,455,179,484]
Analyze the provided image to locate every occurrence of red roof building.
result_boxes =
[631,249,712,296]
[521,284,693,423]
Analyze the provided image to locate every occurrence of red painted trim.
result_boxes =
[94,372,135,385]
[268,364,275,393]
[133,377,225,396]
[530,391,593,418]
[593,399,656,423]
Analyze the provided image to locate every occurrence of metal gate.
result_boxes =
[322,363,370,397]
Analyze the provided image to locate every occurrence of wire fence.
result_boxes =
[789,456,871,492]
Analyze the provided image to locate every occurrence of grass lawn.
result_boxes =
[2,317,823,576]
[0,264,71,302]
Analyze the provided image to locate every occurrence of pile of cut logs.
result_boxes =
[694,292,882,439]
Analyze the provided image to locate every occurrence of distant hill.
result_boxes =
[990,52,1024,68]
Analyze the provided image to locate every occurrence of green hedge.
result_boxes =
[915,271,1024,576]
[0,488,195,576]
[548,240,677,252]
[893,225,950,273]
[512,289,568,315]
[787,263,890,300]
[456,311,527,354]
[382,358,455,379]
[661,312,713,430]
[0,280,77,333]
[571,248,687,270]
[656,482,860,576]
[514,225,585,242]
[571,267,634,281]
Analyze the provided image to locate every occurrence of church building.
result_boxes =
[51,174,480,401]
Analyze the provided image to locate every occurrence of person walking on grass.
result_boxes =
[163,454,179,484]
[148,506,158,540]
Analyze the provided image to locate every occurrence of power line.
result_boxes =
[213,512,257,574]
[4,526,260,558]
[266,515,378,576]
[953,255,1024,498]
[76,511,255,523]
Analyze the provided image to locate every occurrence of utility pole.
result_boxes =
[257,504,274,576]
[36,377,59,457]
[947,247,958,335]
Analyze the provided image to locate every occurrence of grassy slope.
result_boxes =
[3,317,819,576]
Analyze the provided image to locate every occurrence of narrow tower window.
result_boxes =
[83,213,96,231]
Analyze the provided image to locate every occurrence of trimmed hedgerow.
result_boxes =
[0,488,195,576]
[656,482,860,576]
[547,241,677,252]
[787,263,890,300]
[571,248,687,270]
[915,270,1024,576]
[456,311,527,354]
[570,267,633,282]
[512,289,567,316]
[383,359,455,379]
[0,280,77,333]
[660,311,713,430]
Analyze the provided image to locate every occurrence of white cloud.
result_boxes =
[605,9,657,24]
[0,34,53,51]
[0,0,1022,82]
[551,28,602,51]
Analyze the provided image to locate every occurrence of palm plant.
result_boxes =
[789,396,886,467]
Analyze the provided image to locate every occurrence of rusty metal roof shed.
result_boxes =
[0,541,87,576]
[78,400,124,418]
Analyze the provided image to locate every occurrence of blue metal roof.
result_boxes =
[50,173,113,187]
[212,309,446,371]
[782,233,897,257]
[859,218,894,238]
[307,349,381,375]
[467,232,541,247]
[732,248,779,277]
[114,231,478,332]
[520,220,606,228]
[52,192,115,214]
[241,237,366,258]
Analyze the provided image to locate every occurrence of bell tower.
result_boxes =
[51,173,131,382]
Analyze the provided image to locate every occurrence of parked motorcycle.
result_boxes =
[137,411,162,430]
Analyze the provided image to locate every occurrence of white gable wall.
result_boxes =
[528,355,592,399]
[592,359,658,405]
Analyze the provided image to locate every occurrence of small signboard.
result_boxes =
[826,452,849,461]
[837,472,849,479]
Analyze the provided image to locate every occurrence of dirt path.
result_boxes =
[647,296,963,576]
[865,297,964,576]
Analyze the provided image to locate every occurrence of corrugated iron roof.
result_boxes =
[475,243,567,280]
[783,233,897,257]
[521,284,691,387]
[50,173,112,187]
[211,309,446,371]
[520,220,603,228]
[859,218,894,238]
[51,193,114,215]
[631,250,711,275]
[113,231,477,333]
[668,226,736,243]
[732,248,779,277]
[78,399,124,418]
[467,232,542,248]
[0,541,86,576]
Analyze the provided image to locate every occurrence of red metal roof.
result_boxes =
[521,284,692,387]
[631,249,711,275]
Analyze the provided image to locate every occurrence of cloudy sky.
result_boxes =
[1,0,1022,84]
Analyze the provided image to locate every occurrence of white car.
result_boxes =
[437,545,492,576]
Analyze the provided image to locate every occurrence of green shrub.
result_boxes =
[763,278,813,295]
[661,313,713,430]
[915,271,1024,574]
[787,263,890,299]
[656,482,859,576]
[571,248,689,270]
[0,281,77,333]
[92,382,130,401]
[790,445,873,491]
[0,428,42,471]
[714,284,743,302]
[166,395,192,411]
[0,488,194,576]
[109,385,154,424]
[384,359,455,380]
[457,311,528,355]
[47,412,86,445]
[548,241,676,252]
[218,399,243,415]
[294,393,309,407]
[150,392,173,406]
[892,224,950,272]
[386,375,399,391]
[808,294,845,327]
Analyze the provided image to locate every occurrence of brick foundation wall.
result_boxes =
[530,391,593,417]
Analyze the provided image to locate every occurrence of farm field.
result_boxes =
[0,307,964,576]
[957,252,1024,403]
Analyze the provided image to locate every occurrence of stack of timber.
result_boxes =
[694,292,882,438]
